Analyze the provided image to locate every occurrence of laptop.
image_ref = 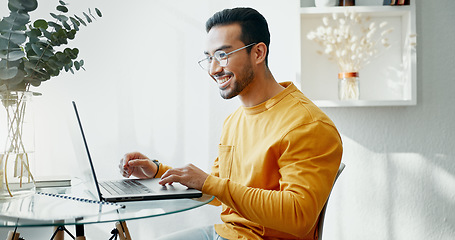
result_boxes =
[71,101,202,202]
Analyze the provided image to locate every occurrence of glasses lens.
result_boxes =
[214,51,228,67]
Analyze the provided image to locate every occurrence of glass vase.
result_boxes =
[338,72,359,100]
[339,0,355,6]
[0,91,36,199]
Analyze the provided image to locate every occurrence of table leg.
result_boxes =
[115,221,132,240]
[52,226,64,240]
[75,224,86,240]
[53,220,65,240]
[6,231,20,240]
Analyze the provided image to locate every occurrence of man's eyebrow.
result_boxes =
[204,45,232,55]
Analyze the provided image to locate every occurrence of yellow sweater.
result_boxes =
[156,82,342,239]
[201,82,343,239]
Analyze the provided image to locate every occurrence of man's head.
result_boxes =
[205,7,270,65]
[202,7,271,101]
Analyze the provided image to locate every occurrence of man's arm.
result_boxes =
[203,121,342,237]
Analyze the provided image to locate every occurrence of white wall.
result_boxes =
[1,0,455,239]
[319,1,455,240]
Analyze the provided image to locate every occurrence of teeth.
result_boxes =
[217,76,230,84]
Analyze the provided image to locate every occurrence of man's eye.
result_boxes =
[215,51,227,59]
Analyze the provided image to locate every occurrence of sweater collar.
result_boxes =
[242,82,297,115]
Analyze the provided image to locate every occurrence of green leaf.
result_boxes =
[0,66,18,80]
[83,12,92,23]
[33,19,49,29]
[55,52,66,61]
[8,0,24,12]
[42,29,53,40]
[56,5,69,13]
[74,15,87,26]
[69,17,80,31]
[0,50,25,61]
[48,21,62,31]
[31,43,43,56]
[67,29,76,40]
[47,58,61,69]
[95,8,102,17]
[74,60,80,70]
[4,68,25,85]
[17,0,38,12]
[59,1,67,6]
[29,79,42,87]
[69,17,80,27]
[3,12,30,27]
[26,28,42,38]
[1,30,27,45]
[63,21,71,30]
[64,48,77,59]
[50,13,69,23]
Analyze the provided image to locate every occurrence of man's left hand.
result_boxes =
[159,164,209,191]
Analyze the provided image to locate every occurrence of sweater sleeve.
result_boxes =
[202,121,342,237]
[154,163,172,178]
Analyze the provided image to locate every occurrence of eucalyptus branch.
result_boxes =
[0,0,101,197]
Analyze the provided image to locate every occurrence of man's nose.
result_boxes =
[209,60,223,75]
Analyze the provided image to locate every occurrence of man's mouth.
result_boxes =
[216,75,232,89]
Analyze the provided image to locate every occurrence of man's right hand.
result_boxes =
[119,152,158,179]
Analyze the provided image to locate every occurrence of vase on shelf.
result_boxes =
[339,0,355,6]
[315,0,337,7]
[338,72,359,100]
[0,91,36,199]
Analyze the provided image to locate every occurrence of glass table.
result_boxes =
[0,180,214,239]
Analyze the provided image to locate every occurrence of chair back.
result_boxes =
[316,163,345,240]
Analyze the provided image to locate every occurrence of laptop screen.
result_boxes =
[67,101,104,201]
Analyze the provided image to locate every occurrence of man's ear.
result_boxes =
[252,42,267,65]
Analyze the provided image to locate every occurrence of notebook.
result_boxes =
[71,101,202,202]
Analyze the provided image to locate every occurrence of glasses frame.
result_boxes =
[198,43,257,71]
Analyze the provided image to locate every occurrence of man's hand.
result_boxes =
[119,152,158,179]
[159,164,208,191]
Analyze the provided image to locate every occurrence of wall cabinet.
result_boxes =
[299,2,416,107]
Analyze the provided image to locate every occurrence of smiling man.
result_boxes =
[120,7,343,240]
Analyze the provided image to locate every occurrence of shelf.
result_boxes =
[300,5,411,15]
[313,99,415,108]
[299,3,416,107]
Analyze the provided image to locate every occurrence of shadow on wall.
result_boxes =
[322,101,455,239]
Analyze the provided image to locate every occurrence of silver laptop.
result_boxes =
[71,101,202,202]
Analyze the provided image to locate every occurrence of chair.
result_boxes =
[316,163,345,240]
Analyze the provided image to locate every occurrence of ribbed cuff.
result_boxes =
[202,175,227,197]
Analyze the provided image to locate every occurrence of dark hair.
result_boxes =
[205,7,270,65]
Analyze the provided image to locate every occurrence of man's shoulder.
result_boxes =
[282,88,335,126]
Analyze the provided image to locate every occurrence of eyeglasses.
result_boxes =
[198,43,257,71]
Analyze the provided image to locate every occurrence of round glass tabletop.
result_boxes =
[0,182,214,227]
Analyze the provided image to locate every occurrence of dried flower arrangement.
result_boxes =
[307,11,394,73]
[306,11,393,100]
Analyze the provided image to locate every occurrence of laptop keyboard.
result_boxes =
[100,179,154,195]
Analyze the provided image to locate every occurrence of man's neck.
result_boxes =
[239,69,285,107]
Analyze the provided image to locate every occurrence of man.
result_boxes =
[120,7,342,240]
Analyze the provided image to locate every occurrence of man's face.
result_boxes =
[205,24,255,99]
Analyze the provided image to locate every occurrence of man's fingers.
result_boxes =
[159,169,181,185]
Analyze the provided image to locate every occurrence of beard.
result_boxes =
[219,62,255,100]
